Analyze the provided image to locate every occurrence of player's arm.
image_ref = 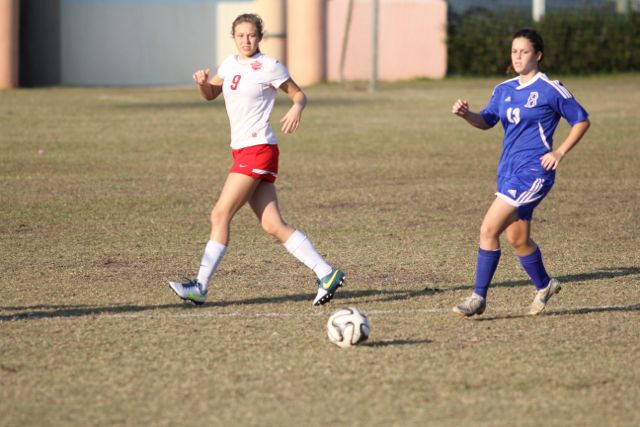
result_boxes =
[540,119,590,170]
[193,68,223,101]
[279,78,307,134]
[451,99,492,130]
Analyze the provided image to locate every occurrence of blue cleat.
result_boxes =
[313,268,345,306]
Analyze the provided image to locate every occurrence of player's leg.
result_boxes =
[453,197,518,317]
[249,180,295,243]
[249,181,344,306]
[505,219,535,256]
[169,173,260,304]
[507,176,561,315]
[507,216,560,315]
[210,172,261,244]
[507,219,551,288]
[475,197,519,297]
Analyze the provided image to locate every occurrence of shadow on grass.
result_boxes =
[330,265,638,303]
[459,266,640,292]
[471,303,640,322]
[340,287,445,304]
[0,303,188,322]
[2,266,636,321]
[550,303,640,316]
[360,339,432,347]
[0,288,439,321]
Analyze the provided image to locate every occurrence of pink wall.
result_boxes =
[287,0,326,86]
[327,0,447,82]
[0,0,19,89]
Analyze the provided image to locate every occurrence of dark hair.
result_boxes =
[513,28,544,60]
[231,13,264,41]
[507,28,544,74]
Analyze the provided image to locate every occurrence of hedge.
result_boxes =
[447,8,640,75]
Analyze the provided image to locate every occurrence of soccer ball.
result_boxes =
[327,307,370,348]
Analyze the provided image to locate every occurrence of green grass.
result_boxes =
[1,75,639,426]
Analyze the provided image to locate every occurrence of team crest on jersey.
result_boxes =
[251,60,263,71]
[524,91,539,108]
[504,96,511,102]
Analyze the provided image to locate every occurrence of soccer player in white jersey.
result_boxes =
[169,14,344,306]
[450,28,590,317]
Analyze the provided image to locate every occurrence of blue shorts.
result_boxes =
[496,173,554,221]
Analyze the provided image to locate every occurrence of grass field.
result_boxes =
[1,75,639,426]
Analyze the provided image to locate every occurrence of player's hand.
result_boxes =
[192,68,210,86]
[452,99,469,117]
[540,151,564,170]
[280,105,302,134]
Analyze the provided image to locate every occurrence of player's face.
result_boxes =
[233,22,261,58]
[511,37,541,77]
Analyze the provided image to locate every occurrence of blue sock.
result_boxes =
[473,248,501,299]
[518,246,551,291]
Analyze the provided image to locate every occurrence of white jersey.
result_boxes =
[217,53,290,149]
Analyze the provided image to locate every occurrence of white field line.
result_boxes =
[102,307,447,319]
[11,304,638,321]
[2,304,638,322]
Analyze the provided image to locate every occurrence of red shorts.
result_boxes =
[230,144,279,183]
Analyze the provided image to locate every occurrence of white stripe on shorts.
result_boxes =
[516,178,544,205]
[496,178,545,207]
[252,168,277,177]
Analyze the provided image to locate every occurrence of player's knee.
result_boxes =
[479,223,499,241]
[210,207,232,228]
[261,218,285,237]
[507,234,529,250]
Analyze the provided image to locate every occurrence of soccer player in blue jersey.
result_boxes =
[450,28,590,317]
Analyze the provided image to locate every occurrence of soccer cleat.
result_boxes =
[313,268,345,306]
[452,293,486,317]
[529,278,561,315]
[169,279,207,305]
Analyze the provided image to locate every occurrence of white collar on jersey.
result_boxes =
[516,72,544,90]
[235,52,264,65]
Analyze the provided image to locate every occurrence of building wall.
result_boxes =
[60,0,221,86]
[19,0,61,86]
[17,0,448,86]
[327,0,447,82]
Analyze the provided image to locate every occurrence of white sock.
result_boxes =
[283,230,332,279]
[197,240,227,291]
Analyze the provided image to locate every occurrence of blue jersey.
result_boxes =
[481,73,589,180]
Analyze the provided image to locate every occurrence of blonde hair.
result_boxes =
[231,13,264,40]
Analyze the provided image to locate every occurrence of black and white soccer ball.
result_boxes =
[327,307,370,348]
